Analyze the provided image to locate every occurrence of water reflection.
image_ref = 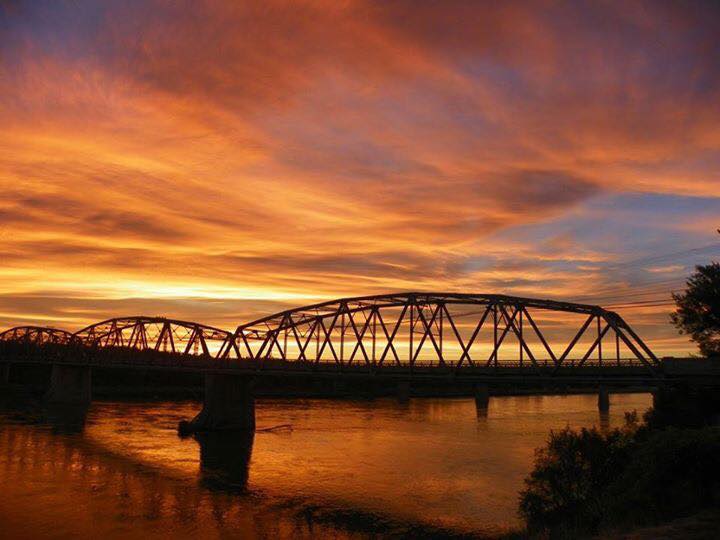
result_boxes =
[196,431,254,491]
[598,410,610,432]
[43,404,88,434]
[475,402,489,419]
[0,393,653,538]
[0,419,363,539]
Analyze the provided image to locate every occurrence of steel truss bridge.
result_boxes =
[0,293,664,380]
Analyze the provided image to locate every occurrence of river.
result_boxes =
[0,393,651,539]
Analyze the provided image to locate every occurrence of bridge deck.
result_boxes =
[3,351,719,388]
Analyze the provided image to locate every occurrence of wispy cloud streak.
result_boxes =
[0,1,719,353]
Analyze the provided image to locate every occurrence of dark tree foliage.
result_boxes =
[671,262,720,357]
[519,426,633,534]
[519,401,720,536]
[606,428,720,526]
[644,386,720,430]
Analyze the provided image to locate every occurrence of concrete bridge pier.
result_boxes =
[397,381,410,402]
[180,373,255,434]
[598,386,610,412]
[475,384,490,410]
[651,386,668,409]
[197,431,254,490]
[1,363,9,386]
[45,364,92,405]
[333,379,345,397]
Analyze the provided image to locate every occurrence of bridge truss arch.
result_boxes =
[231,293,660,371]
[72,317,237,359]
[0,326,74,346]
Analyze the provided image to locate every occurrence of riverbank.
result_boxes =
[597,509,720,540]
[516,386,720,538]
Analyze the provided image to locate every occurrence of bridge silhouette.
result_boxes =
[1,293,658,368]
[1,293,716,431]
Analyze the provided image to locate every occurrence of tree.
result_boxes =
[519,426,633,534]
[671,262,720,357]
[518,418,720,535]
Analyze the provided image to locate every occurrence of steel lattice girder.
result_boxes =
[230,292,659,370]
[0,326,74,345]
[0,293,660,371]
[72,317,238,359]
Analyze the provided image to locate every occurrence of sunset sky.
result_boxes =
[1,1,719,355]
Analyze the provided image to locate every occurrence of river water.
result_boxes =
[0,393,651,539]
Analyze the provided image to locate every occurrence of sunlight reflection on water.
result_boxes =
[0,393,652,538]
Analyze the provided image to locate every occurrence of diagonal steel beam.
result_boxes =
[485,305,520,366]
[379,303,409,366]
[555,314,595,369]
[522,307,558,366]
[578,323,610,366]
[458,306,492,365]
[412,303,444,365]
[498,304,541,372]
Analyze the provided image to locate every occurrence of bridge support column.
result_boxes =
[197,431,254,490]
[475,384,490,409]
[46,364,92,405]
[598,386,610,413]
[181,373,255,434]
[397,381,410,402]
[332,379,345,397]
[1,363,9,386]
[652,386,668,409]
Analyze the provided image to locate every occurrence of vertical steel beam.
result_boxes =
[409,301,414,366]
[439,304,444,364]
[493,305,498,368]
[613,316,659,365]
[284,325,288,361]
[609,323,652,368]
[519,308,523,367]
[340,310,346,364]
[498,305,540,371]
[372,308,377,365]
[486,305,520,367]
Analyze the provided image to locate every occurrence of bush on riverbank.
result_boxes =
[519,390,720,537]
[519,422,635,535]
[644,385,720,430]
[605,427,720,527]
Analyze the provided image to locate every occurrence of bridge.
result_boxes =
[1,293,717,431]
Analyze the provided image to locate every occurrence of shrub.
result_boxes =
[644,386,720,430]
[519,426,633,534]
[606,427,720,526]
[519,418,720,536]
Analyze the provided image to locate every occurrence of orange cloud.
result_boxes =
[0,1,719,355]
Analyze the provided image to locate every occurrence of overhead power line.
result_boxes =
[603,242,720,271]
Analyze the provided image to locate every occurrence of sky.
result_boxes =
[1,0,719,355]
